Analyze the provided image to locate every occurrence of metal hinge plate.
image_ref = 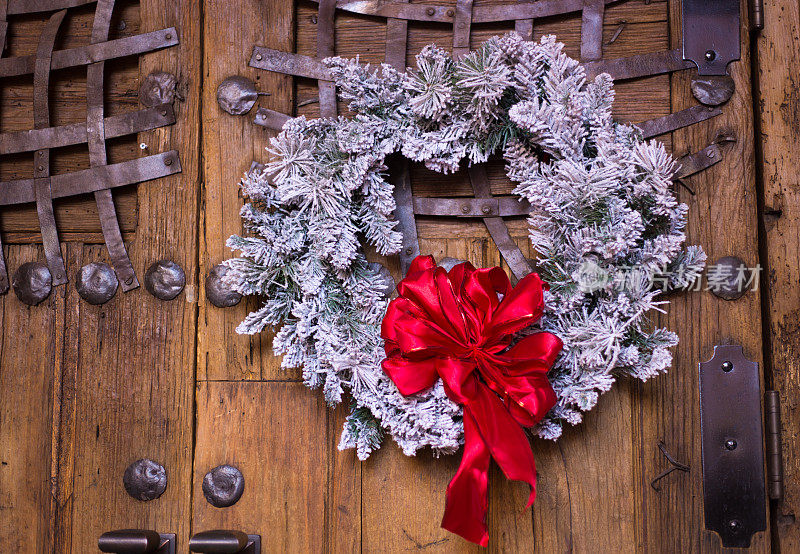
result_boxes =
[682,0,741,75]
[699,345,767,548]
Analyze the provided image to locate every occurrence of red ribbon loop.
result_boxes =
[381,256,562,546]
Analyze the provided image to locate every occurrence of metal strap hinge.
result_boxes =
[765,390,784,501]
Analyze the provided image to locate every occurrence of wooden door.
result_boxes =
[1,0,796,552]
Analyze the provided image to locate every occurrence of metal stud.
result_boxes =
[725,439,738,451]
[438,257,466,273]
[123,459,167,501]
[75,262,118,305]
[721,360,733,372]
[144,260,185,301]
[12,261,52,306]
[216,76,269,116]
[205,264,242,308]
[202,465,245,508]
[367,262,396,299]
[709,255,751,300]
[691,75,735,106]
[139,71,178,107]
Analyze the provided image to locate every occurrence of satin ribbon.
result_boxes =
[381,255,562,546]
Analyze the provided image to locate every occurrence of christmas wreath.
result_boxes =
[223,33,705,544]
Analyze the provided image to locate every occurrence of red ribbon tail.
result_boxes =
[442,409,491,547]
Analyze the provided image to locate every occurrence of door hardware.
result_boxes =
[765,390,784,500]
[202,464,245,507]
[189,530,261,554]
[98,530,175,554]
[123,459,167,501]
[699,345,767,548]
[682,0,740,76]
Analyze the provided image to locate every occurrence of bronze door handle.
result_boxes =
[98,529,175,554]
[189,530,261,554]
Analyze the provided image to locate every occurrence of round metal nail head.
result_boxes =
[139,71,177,107]
[217,76,259,115]
[205,264,242,308]
[12,262,52,306]
[123,459,167,501]
[202,465,245,508]
[367,262,396,299]
[75,262,118,305]
[709,255,750,301]
[691,75,735,106]
[145,260,185,301]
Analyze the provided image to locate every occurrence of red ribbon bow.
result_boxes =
[381,256,562,546]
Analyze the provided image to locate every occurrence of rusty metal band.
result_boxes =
[0,104,175,154]
[7,0,94,14]
[413,197,530,218]
[584,49,694,81]
[253,107,291,131]
[637,105,722,139]
[387,156,419,274]
[674,143,722,180]
[33,9,68,285]
[88,0,138,290]
[580,0,604,62]
[0,27,178,78]
[0,151,181,206]
[467,165,532,280]
[452,0,473,58]
[306,0,618,24]
[249,47,330,81]
[385,0,408,70]
[385,0,420,275]
[317,0,337,118]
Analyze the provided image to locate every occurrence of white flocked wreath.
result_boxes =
[223,33,707,460]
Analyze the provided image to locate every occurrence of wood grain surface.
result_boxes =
[0,0,791,551]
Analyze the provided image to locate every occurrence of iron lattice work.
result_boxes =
[0,0,181,294]
[248,0,728,278]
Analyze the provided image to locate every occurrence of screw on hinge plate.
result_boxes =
[765,390,784,500]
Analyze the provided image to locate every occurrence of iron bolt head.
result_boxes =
[721,361,733,372]
[427,7,435,15]
[728,519,742,534]
[138,71,177,108]
[446,8,454,16]
[709,256,751,301]
[12,262,52,306]
[202,465,245,508]
[461,204,470,213]
[481,205,492,214]
[37,165,44,172]
[705,50,716,61]
[75,262,118,305]
[145,259,186,301]
[255,53,263,61]
[205,263,242,308]
[725,439,738,451]
[164,157,173,166]
[123,459,167,501]
[216,76,260,116]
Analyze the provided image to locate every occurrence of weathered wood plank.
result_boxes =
[197,0,295,381]
[192,381,360,552]
[754,0,800,549]
[633,0,769,551]
[54,0,202,550]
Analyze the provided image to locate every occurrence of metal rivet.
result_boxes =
[728,519,742,534]
[404,247,413,256]
[138,71,177,107]
[203,465,245,508]
[12,262,52,306]
[691,75,735,106]
[165,33,172,40]
[481,205,492,214]
[461,204,470,214]
[125,276,134,285]
[164,157,173,166]
[144,260,185,301]
[446,8,454,16]
[123,459,167,501]
[721,360,733,372]
[205,264,242,308]
[216,76,259,116]
[37,165,44,171]
[705,50,716,61]
[725,439,738,451]
[75,262,118,305]
[426,7,435,15]
[368,262,396,299]
[255,53,263,61]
